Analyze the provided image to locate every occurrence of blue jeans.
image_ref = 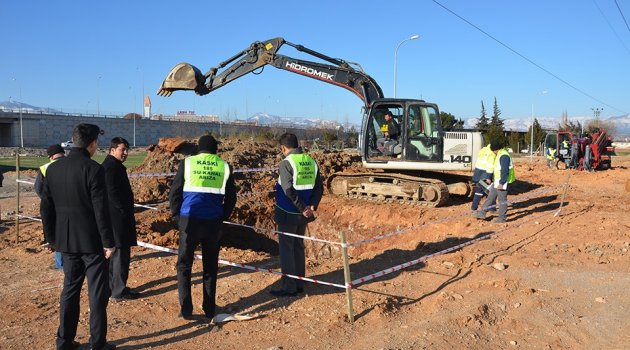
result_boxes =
[55,251,63,269]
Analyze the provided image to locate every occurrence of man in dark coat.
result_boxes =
[102,137,139,302]
[35,144,66,270]
[41,123,117,350]
[271,132,324,297]
[169,135,237,320]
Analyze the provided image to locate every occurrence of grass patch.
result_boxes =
[0,152,147,171]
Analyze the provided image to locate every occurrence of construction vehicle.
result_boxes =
[544,129,615,170]
[157,37,483,206]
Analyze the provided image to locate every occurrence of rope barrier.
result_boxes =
[222,221,346,247]
[136,241,346,289]
[347,186,558,247]
[351,205,559,286]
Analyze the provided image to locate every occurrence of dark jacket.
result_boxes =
[274,148,324,226]
[40,148,115,253]
[169,154,237,232]
[387,119,400,141]
[102,154,137,247]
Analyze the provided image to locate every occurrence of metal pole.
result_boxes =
[11,78,23,148]
[340,231,354,323]
[15,150,20,244]
[530,103,534,163]
[97,76,102,117]
[394,35,420,98]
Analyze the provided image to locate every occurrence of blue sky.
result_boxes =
[3,0,629,125]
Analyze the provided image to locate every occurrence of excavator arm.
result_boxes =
[157,37,384,106]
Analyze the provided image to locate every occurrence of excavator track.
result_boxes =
[326,172,450,207]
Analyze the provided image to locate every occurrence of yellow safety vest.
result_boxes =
[39,158,59,177]
[494,148,515,184]
[475,145,496,173]
[183,153,229,194]
[546,148,557,160]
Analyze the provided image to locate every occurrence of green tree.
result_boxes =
[322,130,338,148]
[490,97,504,129]
[344,125,358,148]
[558,120,582,135]
[507,131,522,153]
[525,118,546,153]
[440,112,464,131]
[476,100,489,133]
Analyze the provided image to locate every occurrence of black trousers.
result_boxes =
[56,253,110,350]
[109,246,131,298]
[176,218,223,317]
[277,223,306,293]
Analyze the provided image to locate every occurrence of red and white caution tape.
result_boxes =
[16,179,35,185]
[16,214,42,222]
[128,167,277,178]
[136,241,346,289]
[134,203,160,210]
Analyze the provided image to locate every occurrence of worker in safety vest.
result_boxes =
[471,143,496,211]
[169,134,236,320]
[546,146,557,169]
[473,139,516,223]
[35,144,65,270]
[270,133,324,297]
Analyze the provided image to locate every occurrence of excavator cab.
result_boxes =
[364,100,443,162]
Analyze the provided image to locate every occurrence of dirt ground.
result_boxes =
[0,139,628,350]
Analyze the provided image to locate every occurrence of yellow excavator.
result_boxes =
[157,37,483,206]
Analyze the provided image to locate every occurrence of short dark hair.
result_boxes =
[279,133,298,148]
[490,139,503,151]
[109,137,129,151]
[197,134,218,153]
[383,110,393,117]
[46,144,64,157]
[72,124,102,148]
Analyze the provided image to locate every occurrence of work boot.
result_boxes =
[472,211,486,220]
[492,217,507,223]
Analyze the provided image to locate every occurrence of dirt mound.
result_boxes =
[130,137,364,251]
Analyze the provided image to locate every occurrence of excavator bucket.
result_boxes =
[157,63,206,97]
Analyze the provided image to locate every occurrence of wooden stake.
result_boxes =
[340,231,354,323]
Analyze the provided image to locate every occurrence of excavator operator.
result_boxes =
[376,110,400,156]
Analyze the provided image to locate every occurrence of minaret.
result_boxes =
[144,95,151,119]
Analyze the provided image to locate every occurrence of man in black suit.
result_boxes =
[102,137,140,302]
[41,123,117,350]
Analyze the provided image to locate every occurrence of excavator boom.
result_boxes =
[157,37,384,106]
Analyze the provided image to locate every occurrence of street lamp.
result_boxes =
[97,76,102,117]
[530,90,548,163]
[586,107,603,136]
[11,78,23,148]
[394,34,420,98]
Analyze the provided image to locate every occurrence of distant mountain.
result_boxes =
[0,101,60,113]
[245,112,351,129]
